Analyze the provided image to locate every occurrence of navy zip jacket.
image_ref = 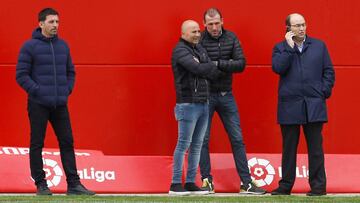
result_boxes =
[172,38,224,103]
[272,36,335,124]
[16,27,75,107]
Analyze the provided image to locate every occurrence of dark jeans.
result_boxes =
[278,122,326,193]
[27,99,80,187]
[199,91,252,185]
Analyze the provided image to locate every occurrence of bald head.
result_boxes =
[181,20,199,33]
[181,20,201,45]
[286,13,305,26]
[286,13,307,42]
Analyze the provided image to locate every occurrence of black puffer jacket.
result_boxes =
[172,39,224,103]
[200,29,246,92]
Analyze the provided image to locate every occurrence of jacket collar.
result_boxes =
[301,35,312,52]
[203,28,227,40]
[32,27,58,42]
[286,35,312,53]
[179,38,197,48]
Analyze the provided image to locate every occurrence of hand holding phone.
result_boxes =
[285,27,295,48]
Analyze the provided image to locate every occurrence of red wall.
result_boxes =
[1,0,359,155]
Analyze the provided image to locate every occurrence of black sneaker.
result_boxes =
[169,183,191,196]
[271,188,291,195]
[240,181,266,195]
[306,191,326,196]
[184,182,209,195]
[201,178,215,194]
[67,183,96,195]
[36,184,52,196]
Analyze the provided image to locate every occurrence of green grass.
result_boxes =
[0,195,360,203]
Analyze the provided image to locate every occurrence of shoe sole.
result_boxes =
[36,193,52,196]
[240,191,266,195]
[67,192,96,195]
[201,187,215,194]
[200,187,215,194]
[168,191,191,196]
[306,193,326,196]
[271,193,290,195]
[189,191,209,195]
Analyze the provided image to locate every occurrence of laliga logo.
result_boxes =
[42,158,63,187]
[32,158,116,187]
[248,157,275,187]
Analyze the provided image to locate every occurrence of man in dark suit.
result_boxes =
[271,13,335,196]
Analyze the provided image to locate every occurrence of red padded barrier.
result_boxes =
[1,147,359,193]
[0,147,173,193]
[192,153,360,193]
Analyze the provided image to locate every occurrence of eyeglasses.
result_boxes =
[291,23,306,28]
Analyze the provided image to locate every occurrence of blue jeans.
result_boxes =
[171,103,209,184]
[199,92,252,185]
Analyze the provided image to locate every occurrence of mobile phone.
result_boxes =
[286,27,295,39]
[286,26,291,33]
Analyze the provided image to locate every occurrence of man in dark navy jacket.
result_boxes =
[271,13,335,196]
[16,8,94,196]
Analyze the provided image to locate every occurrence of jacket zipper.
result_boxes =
[205,79,209,102]
[218,41,222,60]
[192,46,199,94]
[50,39,57,108]
[194,77,198,93]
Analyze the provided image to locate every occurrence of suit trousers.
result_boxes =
[278,122,326,193]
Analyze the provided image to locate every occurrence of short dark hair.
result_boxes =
[38,8,59,22]
[285,15,291,26]
[203,8,222,22]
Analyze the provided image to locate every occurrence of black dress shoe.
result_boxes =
[67,184,96,195]
[306,191,326,196]
[271,188,290,195]
[36,185,53,195]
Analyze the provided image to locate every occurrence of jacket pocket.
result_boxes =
[29,84,40,97]
[321,83,331,99]
[308,82,325,98]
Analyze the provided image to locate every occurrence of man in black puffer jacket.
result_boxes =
[169,20,224,196]
[199,8,266,195]
[16,8,94,196]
